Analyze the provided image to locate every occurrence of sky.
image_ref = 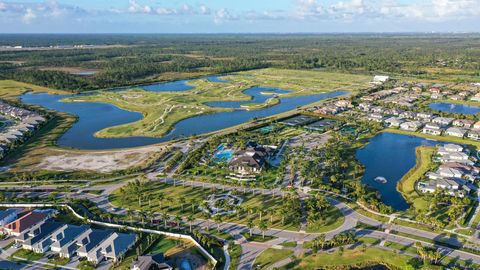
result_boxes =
[0,0,479,33]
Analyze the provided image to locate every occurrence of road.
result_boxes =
[5,176,480,270]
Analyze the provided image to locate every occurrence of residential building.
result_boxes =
[400,121,423,132]
[445,127,468,138]
[77,230,136,264]
[0,209,18,227]
[432,117,454,126]
[50,224,90,258]
[21,221,64,253]
[474,121,480,129]
[453,119,475,128]
[4,212,48,236]
[132,253,173,270]
[468,130,480,141]
[366,113,384,123]
[384,117,404,127]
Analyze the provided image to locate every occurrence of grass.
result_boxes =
[62,68,370,138]
[0,80,65,98]
[241,232,276,242]
[47,256,70,268]
[306,205,345,233]
[11,249,44,261]
[109,182,300,230]
[279,241,297,248]
[384,241,418,254]
[227,243,242,270]
[277,246,437,270]
[397,146,436,211]
[253,248,294,270]
[78,260,96,270]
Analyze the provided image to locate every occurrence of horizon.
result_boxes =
[1,0,480,33]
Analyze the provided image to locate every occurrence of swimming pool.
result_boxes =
[212,144,234,163]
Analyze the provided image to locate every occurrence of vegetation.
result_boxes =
[253,248,294,270]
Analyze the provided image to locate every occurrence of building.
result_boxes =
[432,117,454,126]
[370,75,390,85]
[4,212,49,236]
[468,130,480,140]
[453,119,475,128]
[0,209,18,227]
[21,221,64,253]
[384,117,404,127]
[418,179,464,197]
[366,113,384,123]
[77,230,136,264]
[50,224,90,258]
[445,127,468,138]
[474,121,480,130]
[132,253,173,270]
[228,144,275,181]
[422,124,442,136]
[400,121,423,132]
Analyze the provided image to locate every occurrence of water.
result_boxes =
[70,71,97,76]
[20,77,347,149]
[212,143,234,163]
[356,132,443,211]
[429,102,480,115]
[207,86,290,109]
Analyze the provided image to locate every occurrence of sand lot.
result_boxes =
[36,145,165,173]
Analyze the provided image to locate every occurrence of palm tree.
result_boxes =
[213,215,222,232]
[174,215,182,229]
[247,219,254,237]
[258,220,268,239]
[317,234,326,250]
[187,215,195,233]
[157,193,165,210]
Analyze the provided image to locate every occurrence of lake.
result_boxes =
[356,132,442,211]
[21,76,347,150]
[429,102,480,115]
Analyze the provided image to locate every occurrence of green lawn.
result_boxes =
[110,182,300,230]
[61,68,370,138]
[47,256,70,268]
[227,243,242,270]
[241,232,276,242]
[0,80,65,98]
[149,238,178,254]
[306,205,345,233]
[11,249,44,261]
[397,146,436,211]
[253,248,294,270]
[277,246,439,270]
[279,241,297,248]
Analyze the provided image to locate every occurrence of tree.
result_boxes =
[247,219,254,237]
[258,220,268,239]
[187,214,195,233]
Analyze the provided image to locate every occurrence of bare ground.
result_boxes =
[35,145,165,173]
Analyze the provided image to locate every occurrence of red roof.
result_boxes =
[4,211,48,234]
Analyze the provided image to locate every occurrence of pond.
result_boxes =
[20,76,347,150]
[429,102,480,115]
[355,132,442,211]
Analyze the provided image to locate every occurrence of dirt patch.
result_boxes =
[36,145,165,173]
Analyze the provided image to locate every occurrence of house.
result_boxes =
[449,95,464,101]
[77,230,136,264]
[453,119,475,128]
[474,121,480,129]
[399,111,417,119]
[132,253,173,270]
[366,113,384,123]
[438,144,464,154]
[418,179,464,197]
[429,87,441,94]
[358,103,372,111]
[470,93,480,102]
[422,124,442,136]
[21,221,64,253]
[445,127,468,138]
[468,130,480,141]
[400,121,423,132]
[50,224,90,258]
[431,93,444,99]
[335,100,353,108]
[228,144,273,178]
[439,152,472,165]
[0,209,18,227]
[4,212,49,236]
[416,112,434,121]
[432,117,454,126]
[384,117,404,127]
[371,75,390,85]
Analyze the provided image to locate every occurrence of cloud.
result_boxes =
[294,0,480,22]
[214,8,235,24]
[0,1,6,12]
[22,8,36,24]
[128,0,152,14]
[199,5,210,15]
